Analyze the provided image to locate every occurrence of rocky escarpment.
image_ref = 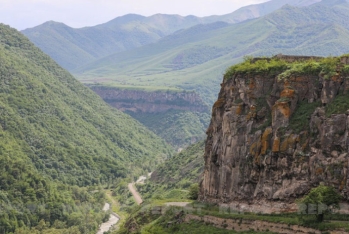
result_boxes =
[90,86,208,113]
[200,56,349,205]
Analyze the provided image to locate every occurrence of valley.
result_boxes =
[2,0,349,233]
[22,0,349,151]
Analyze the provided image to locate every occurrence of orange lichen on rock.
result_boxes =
[301,139,309,151]
[272,137,280,152]
[331,74,341,82]
[280,135,296,152]
[340,179,345,191]
[246,105,256,120]
[235,104,243,115]
[250,140,261,162]
[248,79,256,90]
[294,76,307,82]
[250,142,258,156]
[280,88,295,99]
[280,80,295,98]
[213,98,225,108]
[315,168,323,175]
[261,141,268,155]
[273,102,291,118]
[261,127,272,155]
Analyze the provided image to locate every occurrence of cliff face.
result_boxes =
[90,86,208,113]
[200,56,349,204]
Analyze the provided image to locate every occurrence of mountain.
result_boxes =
[0,23,174,185]
[69,0,349,150]
[0,23,173,232]
[21,15,207,70]
[21,0,323,71]
[75,0,349,105]
[205,0,321,23]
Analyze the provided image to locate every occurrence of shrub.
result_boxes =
[225,57,288,78]
[299,185,342,222]
[188,183,199,200]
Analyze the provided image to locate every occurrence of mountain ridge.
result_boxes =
[74,1,349,105]
[21,0,324,71]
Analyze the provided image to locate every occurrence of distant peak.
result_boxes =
[111,13,146,21]
[43,20,65,25]
[317,0,348,6]
[21,20,69,31]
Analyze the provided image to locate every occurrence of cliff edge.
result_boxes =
[200,55,349,206]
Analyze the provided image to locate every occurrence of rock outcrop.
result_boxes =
[90,86,208,113]
[200,56,349,205]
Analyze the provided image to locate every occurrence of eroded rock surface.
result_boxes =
[90,86,208,113]
[200,61,349,204]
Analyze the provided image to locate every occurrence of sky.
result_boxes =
[0,0,269,30]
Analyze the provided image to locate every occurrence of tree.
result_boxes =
[188,183,199,200]
[299,185,342,222]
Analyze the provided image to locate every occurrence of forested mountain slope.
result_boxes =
[0,23,173,233]
[0,23,173,186]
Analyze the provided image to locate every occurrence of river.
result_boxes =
[96,203,120,234]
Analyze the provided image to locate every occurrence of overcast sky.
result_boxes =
[0,0,269,30]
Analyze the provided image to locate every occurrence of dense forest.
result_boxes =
[0,23,173,233]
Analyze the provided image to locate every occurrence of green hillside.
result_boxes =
[137,141,204,200]
[127,110,209,149]
[0,23,175,232]
[75,1,349,105]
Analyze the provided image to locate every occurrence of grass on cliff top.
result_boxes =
[224,56,346,80]
[224,56,288,78]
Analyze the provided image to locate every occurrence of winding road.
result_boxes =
[128,182,143,205]
[96,174,191,233]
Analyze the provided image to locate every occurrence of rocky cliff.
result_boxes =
[90,86,208,113]
[200,56,349,205]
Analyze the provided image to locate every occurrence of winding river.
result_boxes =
[97,203,120,234]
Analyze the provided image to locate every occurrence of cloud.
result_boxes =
[0,0,270,30]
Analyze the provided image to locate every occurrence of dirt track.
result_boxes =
[128,183,143,205]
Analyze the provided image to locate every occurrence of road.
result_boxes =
[128,183,143,205]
